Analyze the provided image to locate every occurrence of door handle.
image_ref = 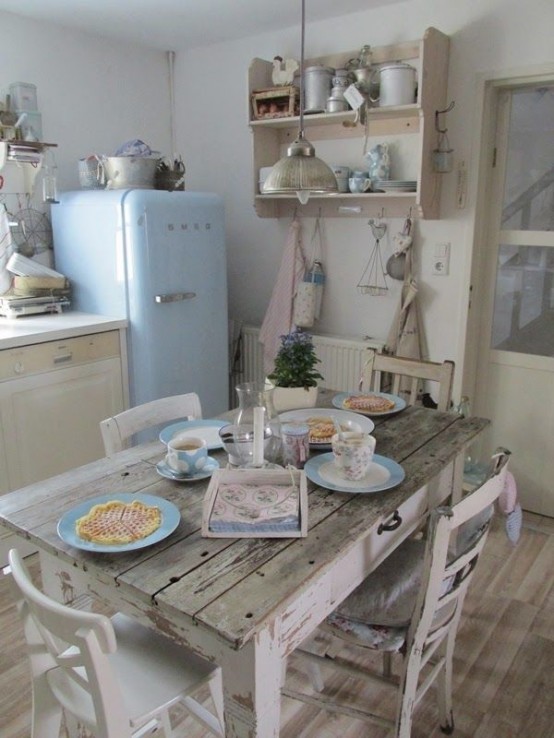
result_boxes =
[154,292,196,303]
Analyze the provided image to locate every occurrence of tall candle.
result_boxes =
[253,406,264,466]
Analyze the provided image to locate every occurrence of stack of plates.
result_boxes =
[374,180,417,193]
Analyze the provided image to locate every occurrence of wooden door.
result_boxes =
[474,84,554,517]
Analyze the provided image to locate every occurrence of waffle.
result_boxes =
[304,416,344,444]
[76,499,162,545]
[343,394,396,414]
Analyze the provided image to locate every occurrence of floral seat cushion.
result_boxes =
[326,506,495,651]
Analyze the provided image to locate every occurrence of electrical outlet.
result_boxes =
[432,242,450,275]
[432,257,449,275]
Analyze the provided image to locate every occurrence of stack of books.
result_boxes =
[0,253,70,318]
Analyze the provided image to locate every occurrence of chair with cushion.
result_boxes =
[100,392,202,455]
[5,548,224,738]
[359,349,455,411]
[283,448,511,738]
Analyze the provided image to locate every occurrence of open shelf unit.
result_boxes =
[248,27,449,219]
[0,140,57,195]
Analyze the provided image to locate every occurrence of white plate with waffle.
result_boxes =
[332,391,407,417]
[57,493,180,552]
[279,408,374,449]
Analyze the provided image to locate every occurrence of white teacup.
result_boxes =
[166,435,207,476]
[332,432,376,481]
[348,177,371,193]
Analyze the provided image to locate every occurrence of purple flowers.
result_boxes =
[267,330,324,388]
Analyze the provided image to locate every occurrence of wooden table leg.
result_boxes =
[220,628,282,737]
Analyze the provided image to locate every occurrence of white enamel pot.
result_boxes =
[379,63,417,107]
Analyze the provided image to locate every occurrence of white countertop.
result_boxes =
[0,312,127,350]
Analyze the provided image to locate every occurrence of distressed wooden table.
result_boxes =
[0,399,488,738]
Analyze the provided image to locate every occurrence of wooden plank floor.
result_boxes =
[2,511,553,738]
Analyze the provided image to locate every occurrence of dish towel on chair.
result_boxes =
[259,218,306,375]
[498,470,522,544]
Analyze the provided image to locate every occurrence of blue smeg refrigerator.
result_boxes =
[52,189,228,419]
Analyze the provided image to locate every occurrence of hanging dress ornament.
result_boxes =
[357,218,388,296]
[386,217,412,281]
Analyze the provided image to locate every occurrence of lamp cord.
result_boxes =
[299,0,305,139]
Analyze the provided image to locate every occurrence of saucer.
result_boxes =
[156,456,219,482]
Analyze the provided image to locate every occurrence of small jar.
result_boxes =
[281,423,310,468]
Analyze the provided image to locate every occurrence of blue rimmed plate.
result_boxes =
[159,419,227,450]
[332,391,407,417]
[57,493,180,553]
[156,456,219,482]
[304,452,405,494]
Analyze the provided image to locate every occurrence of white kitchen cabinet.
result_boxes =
[0,328,126,562]
[249,27,449,219]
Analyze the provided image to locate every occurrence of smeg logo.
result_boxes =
[166,222,212,231]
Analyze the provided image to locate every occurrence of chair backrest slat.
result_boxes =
[360,350,455,411]
[7,549,132,738]
[100,392,202,455]
[408,448,511,655]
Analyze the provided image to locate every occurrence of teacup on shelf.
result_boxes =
[348,177,371,193]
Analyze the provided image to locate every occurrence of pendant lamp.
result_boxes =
[262,0,338,204]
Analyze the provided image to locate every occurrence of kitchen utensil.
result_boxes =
[357,219,388,295]
[386,217,412,281]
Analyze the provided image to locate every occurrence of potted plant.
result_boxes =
[267,331,324,412]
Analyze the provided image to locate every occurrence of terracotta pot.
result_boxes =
[271,385,319,413]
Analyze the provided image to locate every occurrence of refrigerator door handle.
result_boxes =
[154,292,197,303]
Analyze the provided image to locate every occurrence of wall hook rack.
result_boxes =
[433,101,455,173]
[435,100,455,134]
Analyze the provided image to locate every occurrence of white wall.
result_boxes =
[174,0,554,400]
[0,11,170,196]
[2,1,554,401]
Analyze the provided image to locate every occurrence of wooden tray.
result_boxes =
[202,467,307,538]
[251,85,299,120]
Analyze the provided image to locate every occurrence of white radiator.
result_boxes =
[230,325,384,402]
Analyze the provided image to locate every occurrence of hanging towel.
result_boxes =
[259,218,306,375]
[498,470,522,544]
[0,207,13,295]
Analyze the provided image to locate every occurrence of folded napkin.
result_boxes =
[209,482,300,533]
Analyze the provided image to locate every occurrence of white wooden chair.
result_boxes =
[100,392,202,454]
[5,548,224,738]
[284,448,511,738]
[359,349,455,412]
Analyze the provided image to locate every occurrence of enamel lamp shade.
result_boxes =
[262,0,338,204]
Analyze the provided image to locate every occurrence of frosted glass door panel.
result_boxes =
[491,244,554,355]
[501,86,554,231]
